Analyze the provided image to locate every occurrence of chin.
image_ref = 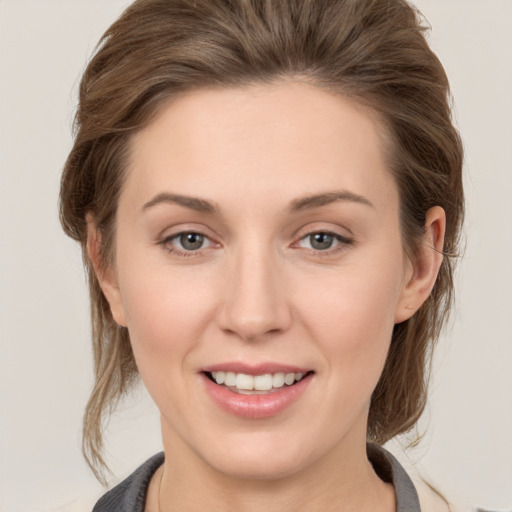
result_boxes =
[197,430,318,481]
[210,452,307,481]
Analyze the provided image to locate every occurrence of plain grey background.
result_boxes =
[1,1,511,511]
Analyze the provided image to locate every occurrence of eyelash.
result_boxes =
[159,232,215,258]
[159,230,354,258]
[294,231,353,257]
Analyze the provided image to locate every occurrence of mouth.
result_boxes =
[203,370,314,395]
[201,365,314,418]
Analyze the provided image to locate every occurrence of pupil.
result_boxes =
[311,233,333,250]
[180,233,203,250]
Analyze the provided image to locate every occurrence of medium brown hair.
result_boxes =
[60,0,464,483]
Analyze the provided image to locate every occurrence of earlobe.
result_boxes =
[394,206,446,324]
[86,214,127,327]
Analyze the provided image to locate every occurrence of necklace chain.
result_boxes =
[157,465,165,512]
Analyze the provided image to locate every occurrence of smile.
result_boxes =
[206,371,310,394]
[201,366,314,419]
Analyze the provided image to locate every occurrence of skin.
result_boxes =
[88,80,445,512]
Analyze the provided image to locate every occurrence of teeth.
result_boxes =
[284,373,295,385]
[254,374,273,391]
[272,372,285,388]
[210,371,307,391]
[224,372,236,387]
[235,373,254,390]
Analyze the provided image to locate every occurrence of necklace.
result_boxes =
[157,465,165,512]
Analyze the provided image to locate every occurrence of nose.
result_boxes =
[216,244,292,341]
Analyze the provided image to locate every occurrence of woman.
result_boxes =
[59,0,464,510]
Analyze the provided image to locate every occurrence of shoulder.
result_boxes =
[379,443,501,512]
[92,452,165,512]
[366,444,490,512]
[377,443,453,512]
[368,443,423,512]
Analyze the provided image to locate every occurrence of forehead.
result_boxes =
[123,80,397,215]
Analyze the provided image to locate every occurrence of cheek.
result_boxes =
[296,253,404,368]
[116,256,218,359]
[115,259,221,412]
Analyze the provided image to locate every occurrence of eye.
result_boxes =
[296,231,352,252]
[162,231,213,254]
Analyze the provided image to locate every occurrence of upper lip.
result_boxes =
[201,362,312,375]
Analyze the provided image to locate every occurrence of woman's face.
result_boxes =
[98,81,422,480]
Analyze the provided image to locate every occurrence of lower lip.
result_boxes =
[201,373,312,419]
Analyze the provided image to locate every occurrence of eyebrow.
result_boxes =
[289,191,374,212]
[141,190,374,215]
[141,193,219,214]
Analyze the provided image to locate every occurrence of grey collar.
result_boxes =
[93,444,421,511]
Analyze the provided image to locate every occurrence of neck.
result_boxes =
[148,429,395,512]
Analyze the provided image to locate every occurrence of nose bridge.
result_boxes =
[218,236,291,340]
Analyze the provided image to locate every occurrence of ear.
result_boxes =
[86,214,127,327]
[394,206,446,324]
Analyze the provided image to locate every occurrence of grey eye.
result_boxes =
[179,232,206,251]
[308,232,335,250]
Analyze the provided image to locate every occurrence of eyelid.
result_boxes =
[156,222,218,245]
[158,228,221,257]
[156,224,353,258]
[169,232,212,248]
[291,228,354,256]
[298,231,352,245]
